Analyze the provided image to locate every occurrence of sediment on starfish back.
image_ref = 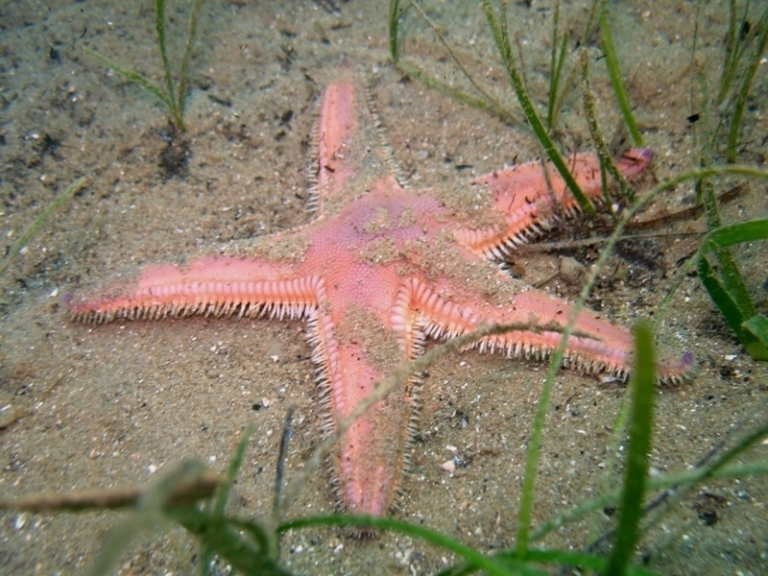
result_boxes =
[68,77,695,520]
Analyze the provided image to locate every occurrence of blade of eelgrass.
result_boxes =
[217,425,254,515]
[285,515,515,575]
[604,321,655,576]
[546,0,568,130]
[490,0,670,546]
[582,0,605,45]
[176,0,203,129]
[599,9,643,147]
[481,0,596,216]
[719,0,738,104]
[697,256,753,354]
[718,0,752,105]
[82,46,175,112]
[497,549,660,576]
[84,0,203,132]
[155,0,181,127]
[389,0,403,62]
[579,49,634,210]
[200,423,258,576]
[687,26,762,359]
[726,3,768,163]
[491,549,660,576]
[690,67,757,349]
[272,411,292,517]
[85,461,208,576]
[696,156,753,311]
[590,405,768,559]
[698,255,766,359]
[523,185,768,548]
[698,176,756,318]
[283,514,660,576]
[0,177,86,277]
[743,315,768,349]
[444,549,661,576]
[697,219,768,359]
[397,60,519,124]
[678,167,768,360]
[170,508,290,576]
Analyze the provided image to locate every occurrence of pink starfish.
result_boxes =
[68,78,692,518]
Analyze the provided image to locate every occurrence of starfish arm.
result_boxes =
[310,80,357,213]
[310,79,409,217]
[318,286,421,518]
[456,148,654,258]
[67,256,322,323]
[396,277,694,383]
[325,340,414,519]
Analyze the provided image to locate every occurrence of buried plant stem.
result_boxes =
[270,407,294,557]
[0,468,221,513]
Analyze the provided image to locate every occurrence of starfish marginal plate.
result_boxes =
[68,77,693,518]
